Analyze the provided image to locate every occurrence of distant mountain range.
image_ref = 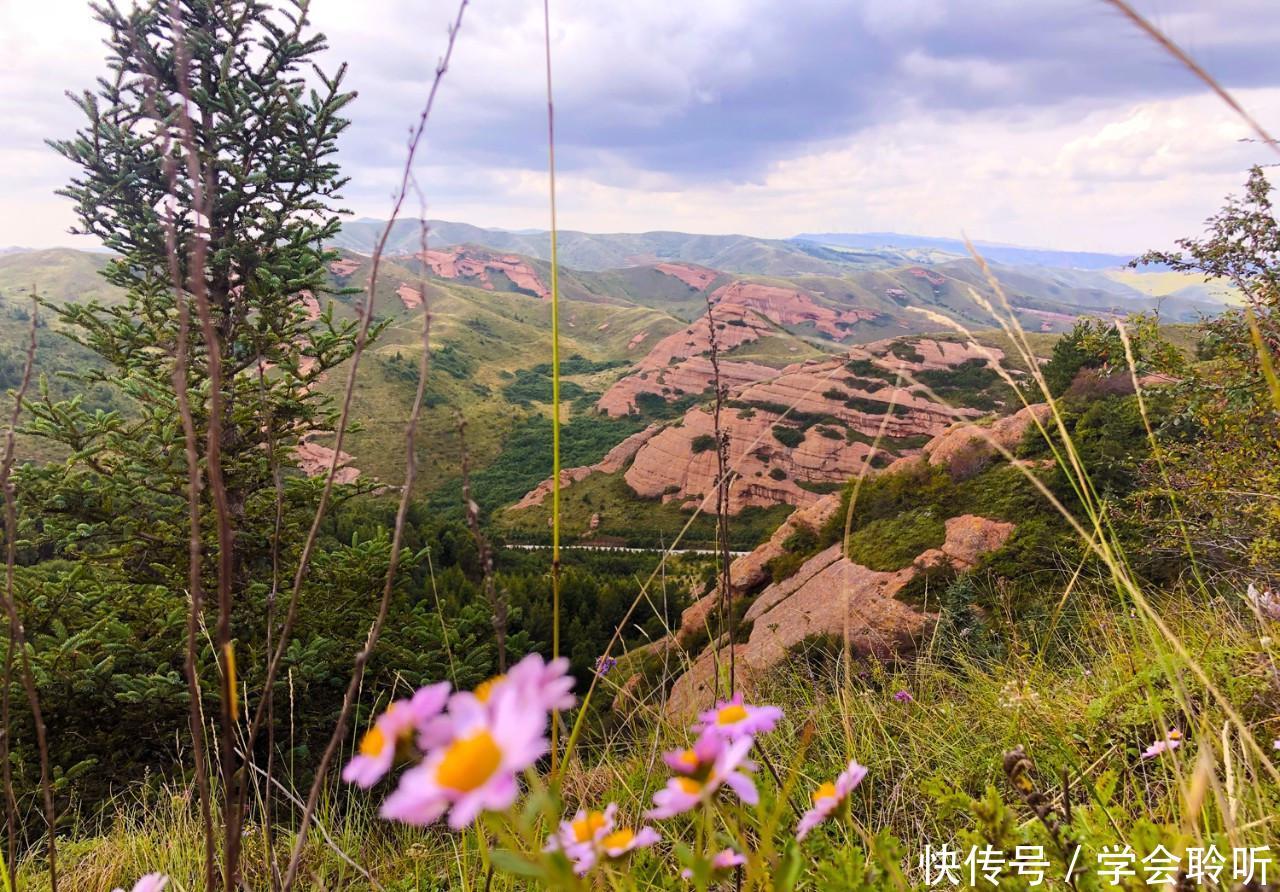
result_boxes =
[330,219,1142,275]
[0,219,1233,538]
[792,232,1137,271]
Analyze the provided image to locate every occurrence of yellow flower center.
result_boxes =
[358,725,387,758]
[474,676,505,703]
[602,829,635,851]
[1168,729,1183,741]
[813,781,838,805]
[571,811,608,843]
[675,749,699,770]
[675,777,703,796]
[716,704,749,725]
[436,731,502,792]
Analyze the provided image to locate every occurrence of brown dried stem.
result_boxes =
[0,302,58,891]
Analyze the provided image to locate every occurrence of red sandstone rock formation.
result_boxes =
[654,262,718,290]
[596,356,775,417]
[710,281,875,339]
[298,290,322,322]
[919,404,1051,478]
[620,348,981,513]
[414,246,549,299]
[627,398,1043,717]
[396,284,423,310]
[294,438,359,485]
[634,303,772,373]
[908,267,948,286]
[329,258,361,277]
[509,423,663,510]
[664,513,1017,717]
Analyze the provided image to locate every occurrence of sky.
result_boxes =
[1,0,1278,254]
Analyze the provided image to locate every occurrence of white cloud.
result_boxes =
[0,0,1277,255]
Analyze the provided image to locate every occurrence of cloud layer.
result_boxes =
[2,0,1278,252]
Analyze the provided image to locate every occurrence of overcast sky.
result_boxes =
[2,0,1278,253]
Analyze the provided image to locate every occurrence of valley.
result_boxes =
[0,222,1226,551]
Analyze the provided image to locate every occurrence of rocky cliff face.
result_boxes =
[509,423,664,510]
[596,356,775,417]
[614,405,1046,718]
[411,246,550,298]
[596,277,881,417]
[620,338,1001,513]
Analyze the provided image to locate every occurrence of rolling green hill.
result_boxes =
[0,231,1227,538]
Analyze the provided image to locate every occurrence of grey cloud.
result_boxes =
[312,0,1280,193]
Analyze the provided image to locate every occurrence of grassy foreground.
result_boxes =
[25,582,1279,890]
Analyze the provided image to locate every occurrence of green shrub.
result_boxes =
[844,507,945,571]
[771,425,805,448]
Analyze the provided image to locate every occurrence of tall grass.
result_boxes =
[7,1,1280,890]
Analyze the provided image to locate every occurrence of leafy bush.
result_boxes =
[771,425,805,448]
[691,433,717,453]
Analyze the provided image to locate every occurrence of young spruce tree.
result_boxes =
[18,1,378,886]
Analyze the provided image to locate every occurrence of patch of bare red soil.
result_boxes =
[396,284,423,310]
[294,437,359,485]
[415,246,548,299]
[654,263,718,290]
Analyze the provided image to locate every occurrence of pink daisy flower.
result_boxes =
[696,694,782,740]
[342,682,450,788]
[796,759,868,840]
[472,653,577,715]
[681,848,746,880]
[380,682,548,830]
[546,803,617,875]
[600,825,660,860]
[113,876,168,892]
[662,732,723,776]
[1140,728,1183,760]
[545,803,659,874]
[647,735,757,819]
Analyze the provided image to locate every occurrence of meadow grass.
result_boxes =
[23,582,1277,890]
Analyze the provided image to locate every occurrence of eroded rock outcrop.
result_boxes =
[294,437,359,485]
[622,351,980,513]
[329,257,361,277]
[664,515,1013,717]
[640,404,1039,719]
[596,356,775,417]
[412,246,549,298]
[710,281,875,339]
[654,263,718,290]
[918,403,1052,479]
[509,423,663,510]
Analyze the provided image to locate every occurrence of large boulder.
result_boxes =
[923,404,1051,479]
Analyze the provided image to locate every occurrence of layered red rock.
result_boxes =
[509,423,663,510]
[654,262,718,290]
[413,246,548,298]
[299,290,322,322]
[634,303,772,373]
[624,402,880,512]
[621,352,977,513]
[710,281,875,339]
[596,356,775,417]
[920,403,1051,478]
[294,437,359,485]
[329,258,361,277]
[396,284,423,310]
[665,512,1017,717]
[850,337,1004,374]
